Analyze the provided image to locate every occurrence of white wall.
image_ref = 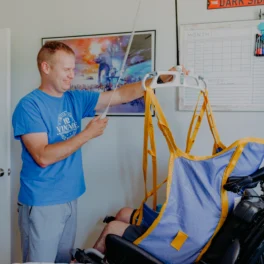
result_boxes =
[0,0,263,262]
[3,0,176,262]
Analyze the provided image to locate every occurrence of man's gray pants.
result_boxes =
[18,200,77,263]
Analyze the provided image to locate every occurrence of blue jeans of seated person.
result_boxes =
[17,200,77,263]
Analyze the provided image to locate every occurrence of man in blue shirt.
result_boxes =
[12,41,151,263]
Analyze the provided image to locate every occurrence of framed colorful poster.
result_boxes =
[42,30,156,116]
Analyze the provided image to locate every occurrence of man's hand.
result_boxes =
[169,65,190,75]
[21,116,108,168]
[161,65,190,83]
[84,116,108,139]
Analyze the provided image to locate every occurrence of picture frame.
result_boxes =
[42,30,156,116]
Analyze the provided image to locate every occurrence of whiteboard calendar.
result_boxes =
[179,20,264,111]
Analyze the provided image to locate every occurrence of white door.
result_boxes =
[0,28,11,264]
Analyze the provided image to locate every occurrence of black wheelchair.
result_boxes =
[73,167,264,264]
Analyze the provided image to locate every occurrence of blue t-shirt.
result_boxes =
[12,89,100,206]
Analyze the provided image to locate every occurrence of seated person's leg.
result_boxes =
[115,207,135,223]
[93,220,130,253]
[93,207,147,254]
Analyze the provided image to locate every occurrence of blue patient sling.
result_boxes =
[131,87,264,264]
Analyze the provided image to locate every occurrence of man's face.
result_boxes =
[47,50,75,94]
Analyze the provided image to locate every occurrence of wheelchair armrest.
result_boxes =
[224,167,264,194]
[105,234,163,264]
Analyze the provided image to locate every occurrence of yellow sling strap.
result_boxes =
[185,92,206,154]
[186,90,225,155]
[133,86,177,225]
[203,94,226,153]
[195,143,247,261]
[149,89,178,154]
[132,176,169,226]
[143,89,158,209]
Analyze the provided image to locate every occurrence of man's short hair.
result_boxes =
[37,41,75,73]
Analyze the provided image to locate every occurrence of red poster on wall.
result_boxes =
[208,0,264,9]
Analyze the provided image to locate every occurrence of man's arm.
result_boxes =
[21,116,108,168]
[95,66,187,111]
[95,79,148,111]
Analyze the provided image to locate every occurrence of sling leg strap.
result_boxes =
[134,87,178,225]
[137,89,155,226]
[148,88,178,154]
[186,91,226,154]
[186,92,207,154]
[133,153,175,227]
[132,177,169,225]
[143,90,158,210]
[203,93,226,152]
[142,90,152,201]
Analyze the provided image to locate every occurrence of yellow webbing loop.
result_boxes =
[135,86,177,225]
[186,92,206,154]
[186,91,226,155]
[143,89,158,211]
[132,177,168,226]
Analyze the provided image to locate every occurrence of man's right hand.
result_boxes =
[21,115,108,168]
[84,115,108,139]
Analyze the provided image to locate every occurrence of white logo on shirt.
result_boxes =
[56,111,79,140]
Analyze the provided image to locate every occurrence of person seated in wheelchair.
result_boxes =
[93,207,146,253]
